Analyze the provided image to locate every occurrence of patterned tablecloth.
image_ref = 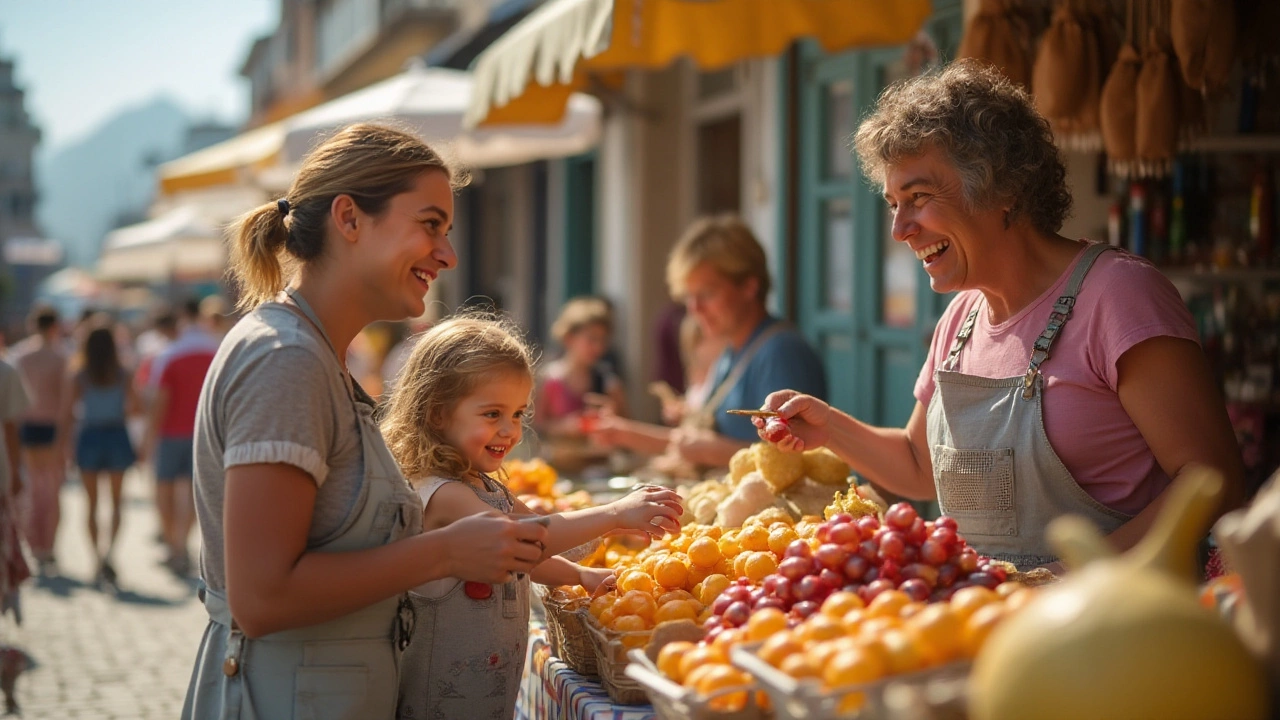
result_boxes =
[516,632,656,720]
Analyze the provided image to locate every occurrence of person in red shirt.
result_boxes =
[142,298,221,576]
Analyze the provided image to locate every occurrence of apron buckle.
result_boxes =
[1022,369,1038,399]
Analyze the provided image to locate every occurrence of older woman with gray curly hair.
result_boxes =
[756,60,1244,574]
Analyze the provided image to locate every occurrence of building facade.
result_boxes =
[0,49,53,331]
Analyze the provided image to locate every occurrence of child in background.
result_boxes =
[381,315,682,719]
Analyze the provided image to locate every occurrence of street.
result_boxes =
[9,472,205,719]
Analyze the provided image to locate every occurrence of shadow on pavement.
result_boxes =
[32,574,87,598]
[112,588,191,607]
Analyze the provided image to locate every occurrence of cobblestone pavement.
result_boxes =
[8,471,205,719]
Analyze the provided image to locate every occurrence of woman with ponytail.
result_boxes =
[182,123,547,720]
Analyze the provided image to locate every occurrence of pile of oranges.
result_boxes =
[502,458,559,497]
[584,512,807,648]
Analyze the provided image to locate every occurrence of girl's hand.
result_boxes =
[610,485,683,539]
[751,390,832,453]
[578,567,616,595]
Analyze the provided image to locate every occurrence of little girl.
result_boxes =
[382,315,682,719]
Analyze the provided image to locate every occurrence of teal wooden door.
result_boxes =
[794,5,961,427]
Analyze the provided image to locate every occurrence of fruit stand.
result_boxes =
[507,446,1276,720]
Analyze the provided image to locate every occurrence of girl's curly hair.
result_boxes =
[380,311,536,484]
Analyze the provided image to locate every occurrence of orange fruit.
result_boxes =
[767,525,799,556]
[694,664,750,711]
[657,641,696,682]
[738,524,771,553]
[824,645,886,688]
[618,570,657,594]
[718,532,741,559]
[807,638,853,670]
[821,591,866,619]
[655,599,700,624]
[710,627,747,652]
[657,589,695,606]
[797,615,846,645]
[757,632,803,668]
[898,602,926,620]
[779,652,823,680]
[615,590,657,622]
[905,603,963,666]
[839,608,866,635]
[687,537,723,568]
[682,663,721,690]
[857,615,902,641]
[743,552,778,583]
[866,589,911,619]
[698,574,733,607]
[745,607,789,642]
[733,553,751,580]
[712,559,731,576]
[654,556,690,590]
[960,602,1007,658]
[671,534,693,552]
[598,607,617,627]
[694,525,723,540]
[589,593,614,619]
[611,613,650,633]
[879,629,926,675]
[678,645,729,681]
[951,586,999,621]
[995,581,1024,598]
[687,562,715,585]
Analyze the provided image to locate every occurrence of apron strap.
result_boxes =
[943,308,980,372]
[687,321,786,430]
[1022,243,1114,399]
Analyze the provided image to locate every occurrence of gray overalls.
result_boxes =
[926,243,1131,570]
[397,474,531,720]
[183,292,423,720]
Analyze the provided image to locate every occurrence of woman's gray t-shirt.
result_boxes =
[193,301,366,592]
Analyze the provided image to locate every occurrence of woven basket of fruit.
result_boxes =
[625,648,771,720]
[540,587,599,677]
[731,642,968,720]
[584,618,652,704]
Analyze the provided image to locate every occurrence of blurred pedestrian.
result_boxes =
[182,123,545,720]
[143,298,218,576]
[0,356,30,715]
[9,304,68,575]
[63,321,139,588]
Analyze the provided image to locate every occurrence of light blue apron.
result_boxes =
[183,292,423,720]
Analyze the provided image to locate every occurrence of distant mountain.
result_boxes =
[34,96,189,268]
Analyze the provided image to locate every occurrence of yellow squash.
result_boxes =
[970,468,1269,720]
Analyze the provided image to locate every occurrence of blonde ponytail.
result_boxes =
[228,202,291,312]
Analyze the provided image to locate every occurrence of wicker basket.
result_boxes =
[625,649,771,720]
[584,617,652,705]
[540,590,599,677]
[730,643,969,720]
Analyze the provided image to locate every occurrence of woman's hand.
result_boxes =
[752,390,832,452]
[608,485,683,539]
[439,511,547,584]
[578,567,616,595]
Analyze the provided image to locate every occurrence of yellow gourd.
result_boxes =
[970,468,1269,720]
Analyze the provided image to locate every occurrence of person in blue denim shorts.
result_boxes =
[62,321,140,587]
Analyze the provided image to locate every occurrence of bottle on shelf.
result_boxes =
[1249,161,1273,265]
[1128,181,1147,257]
[1169,160,1187,265]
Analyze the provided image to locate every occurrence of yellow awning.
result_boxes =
[157,121,286,196]
[466,0,933,128]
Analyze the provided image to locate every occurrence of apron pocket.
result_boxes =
[293,667,368,720]
[933,445,1018,537]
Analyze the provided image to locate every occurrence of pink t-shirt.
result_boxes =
[914,242,1199,516]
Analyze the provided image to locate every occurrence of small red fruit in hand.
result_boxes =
[762,417,792,444]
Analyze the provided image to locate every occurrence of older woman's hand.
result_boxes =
[753,390,832,452]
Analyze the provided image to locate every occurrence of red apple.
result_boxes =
[934,516,959,533]
[920,539,949,566]
[885,502,918,530]
[814,543,849,571]
[899,578,931,602]
[828,522,859,546]
[842,555,870,582]
[762,417,791,444]
[790,601,820,619]
[784,539,813,559]
[779,556,814,582]
[723,601,752,627]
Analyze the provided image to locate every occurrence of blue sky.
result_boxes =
[1,0,277,151]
